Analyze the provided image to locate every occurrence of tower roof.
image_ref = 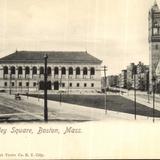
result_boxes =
[152,0,160,12]
[0,50,102,64]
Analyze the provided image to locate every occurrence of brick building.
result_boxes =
[126,63,136,89]
[119,70,127,88]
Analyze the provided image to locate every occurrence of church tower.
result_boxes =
[149,1,160,87]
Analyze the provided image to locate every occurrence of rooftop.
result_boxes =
[0,50,102,64]
[151,0,160,12]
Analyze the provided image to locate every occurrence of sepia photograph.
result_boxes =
[0,0,160,159]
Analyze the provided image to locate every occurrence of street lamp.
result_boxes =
[152,76,156,123]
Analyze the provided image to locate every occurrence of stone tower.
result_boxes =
[149,0,160,88]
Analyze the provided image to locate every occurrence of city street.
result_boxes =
[0,93,106,122]
[1,90,160,122]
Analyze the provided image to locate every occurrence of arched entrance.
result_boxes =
[54,81,59,90]
[47,81,52,90]
[39,81,44,90]
[39,81,52,90]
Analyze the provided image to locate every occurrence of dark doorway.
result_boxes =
[39,81,52,90]
[54,81,59,90]
[47,81,52,90]
[39,81,44,90]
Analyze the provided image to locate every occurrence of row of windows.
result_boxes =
[4,82,94,88]
[63,83,94,88]
[3,66,95,75]
[4,82,37,87]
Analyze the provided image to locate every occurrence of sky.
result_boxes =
[0,0,157,75]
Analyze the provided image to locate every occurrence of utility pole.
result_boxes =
[9,72,11,95]
[59,68,62,105]
[152,76,156,123]
[104,65,107,114]
[44,54,48,122]
[68,70,70,94]
[133,67,137,120]
[147,71,150,103]
[148,83,150,103]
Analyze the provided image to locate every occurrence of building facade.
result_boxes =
[0,51,102,94]
[149,1,160,89]
[126,63,136,89]
[116,62,149,91]
[135,63,149,91]
[106,75,119,88]
[119,70,127,88]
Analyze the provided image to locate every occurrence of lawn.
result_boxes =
[28,94,160,117]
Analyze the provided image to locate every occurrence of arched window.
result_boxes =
[18,67,22,75]
[83,67,88,75]
[76,67,80,75]
[90,67,95,75]
[61,67,66,75]
[25,66,30,75]
[10,66,15,74]
[40,67,44,75]
[153,28,158,35]
[32,66,37,75]
[3,66,8,74]
[47,67,51,76]
[69,67,73,75]
[54,67,59,75]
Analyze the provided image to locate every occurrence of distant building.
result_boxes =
[117,62,149,91]
[136,62,147,74]
[127,63,136,89]
[134,62,149,90]
[0,50,102,94]
[119,70,127,88]
[106,75,119,88]
[133,70,149,91]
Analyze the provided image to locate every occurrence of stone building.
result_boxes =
[135,63,149,91]
[126,63,136,89]
[119,70,127,88]
[136,62,147,74]
[133,71,149,91]
[149,1,160,89]
[0,51,102,94]
[106,75,119,88]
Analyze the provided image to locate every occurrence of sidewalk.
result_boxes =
[121,92,160,112]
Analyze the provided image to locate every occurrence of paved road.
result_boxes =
[0,93,105,122]
[0,94,45,121]
[1,92,160,122]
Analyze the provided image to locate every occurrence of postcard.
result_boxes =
[0,0,160,159]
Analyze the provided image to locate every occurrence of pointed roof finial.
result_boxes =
[154,0,157,5]
[152,0,160,11]
[154,0,158,7]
